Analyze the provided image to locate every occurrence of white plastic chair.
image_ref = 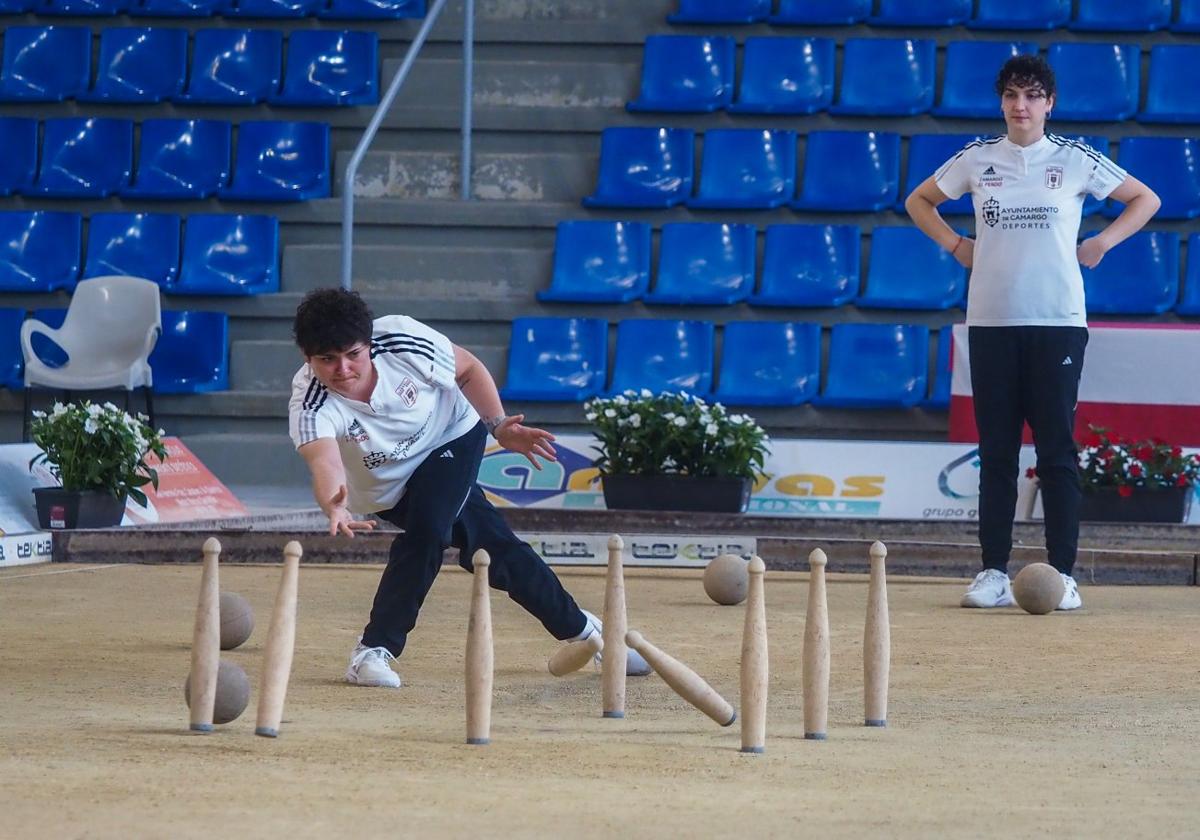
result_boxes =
[21,275,161,439]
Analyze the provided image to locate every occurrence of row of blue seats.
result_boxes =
[542,221,1200,316]
[631,36,1200,124]
[500,318,951,409]
[0,307,229,393]
[0,0,423,19]
[585,128,1200,219]
[668,0,1199,32]
[0,211,277,294]
[0,26,377,105]
[0,117,328,200]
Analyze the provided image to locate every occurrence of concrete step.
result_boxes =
[340,150,594,202]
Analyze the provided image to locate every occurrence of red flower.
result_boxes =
[1082,432,1103,448]
[1118,485,1134,498]
[1177,475,1190,487]
[1130,464,1143,478]
[1172,446,1183,458]
[1025,467,1037,479]
[1134,445,1154,462]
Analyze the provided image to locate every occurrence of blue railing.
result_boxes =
[341,0,474,290]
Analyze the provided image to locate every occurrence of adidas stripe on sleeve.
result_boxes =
[288,369,341,449]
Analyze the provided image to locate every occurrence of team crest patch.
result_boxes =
[982,197,1001,227]
[1045,165,1063,189]
[396,376,418,407]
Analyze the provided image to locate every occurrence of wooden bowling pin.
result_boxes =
[601,534,627,719]
[864,541,890,727]
[188,537,221,733]
[465,550,493,745]
[740,555,768,754]
[255,541,302,738]
[803,548,830,741]
[625,630,735,727]
[548,632,603,677]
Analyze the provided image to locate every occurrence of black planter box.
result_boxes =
[33,487,127,530]
[601,474,752,513]
[1079,485,1193,523]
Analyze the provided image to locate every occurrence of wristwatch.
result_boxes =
[484,415,506,438]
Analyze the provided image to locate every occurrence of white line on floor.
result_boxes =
[0,564,131,581]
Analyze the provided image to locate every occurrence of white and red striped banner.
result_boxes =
[949,323,1200,445]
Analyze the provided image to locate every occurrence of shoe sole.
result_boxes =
[345,672,402,688]
[960,597,1015,608]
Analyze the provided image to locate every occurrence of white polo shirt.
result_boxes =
[935,133,1127,327]
[288,315,480,514]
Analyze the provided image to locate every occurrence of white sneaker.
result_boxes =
[578,609,651,676]
[346,638,402,688]
[960,569,1015,608]
[1057,573,1082,611]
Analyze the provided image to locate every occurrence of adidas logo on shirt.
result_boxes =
[440,450,454,459]
[1062,356,1073,366]
[983,166,996,175]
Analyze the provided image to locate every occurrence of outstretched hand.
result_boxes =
[324,485,376,539]
[493,414,557,470]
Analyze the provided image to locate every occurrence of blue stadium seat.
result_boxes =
[499,317,608,402]
[1139,46,1200,124]
[770,0,868,25]
[645,223,756,305]
[815,323,930,409]
[1047,43,1140,122]
[0,117,37,196]
[582,127,694,209]
[1049,134,1110,217]
[934,40,1039,118]
[1070,0,1171,31]
[688,129,796,209]
[969,0,1069,29]
[537,221,651,304]
[124,119,232,199]
[728,37,833,115]
[793,131,900,212]
[1081,231,1179,314]
[1178,234,1200,315]
[899,134,989,216]
[84,212,181,287]
[0,211,81,292]
[177,213,279,294]
[0,0,36,11]
[609,320,714,397]
[751,224,860,308]
[1108,137,1200,219]
[1175,0,1200,32]
[627,35,734,114]
[319,0,425,19]
[227,0,323,16]
[0,26,90,102]
[177,29,283,104]
[149,311,229,393]
[80,27,188,104]
[31,118,134,198]
[859,226,967,310]
[869,0,970,26]
[667,0,768,24]
[715,321,820,406]
[272,30,379,106]
[219,121,329,201]
[0,309,24,389]
[830,38,935,116]
[38,0,127,14]
[136,0,228,15]
[922,324,955,410]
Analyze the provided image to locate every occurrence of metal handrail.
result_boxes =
[341,0,474,290]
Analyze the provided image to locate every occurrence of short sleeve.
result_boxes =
[288,367,341,449]
[372,315,458,390]
[1082,148,1128,200]
[933,144,975,201]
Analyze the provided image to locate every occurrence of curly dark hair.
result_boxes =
[293,288,374,356]
[995,54,1056,100]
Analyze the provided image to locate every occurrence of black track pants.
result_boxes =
[969,326,1088,576]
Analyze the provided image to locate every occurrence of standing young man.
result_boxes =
[905,55,1160,610]
[288,288,646,685]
